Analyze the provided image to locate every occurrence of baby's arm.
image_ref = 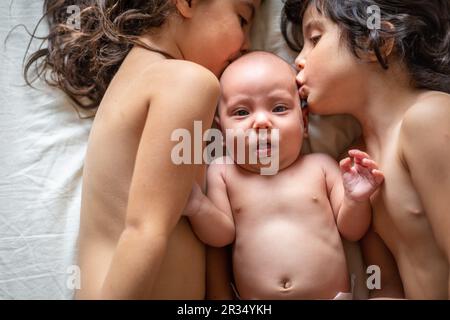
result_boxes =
[184,160,235,247]
[327,150,384,241]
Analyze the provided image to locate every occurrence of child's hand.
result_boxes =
[340,150,385,202]
[182,183,204,217]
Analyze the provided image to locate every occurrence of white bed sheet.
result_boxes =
[0,0,92,299]
[0,0,362,299]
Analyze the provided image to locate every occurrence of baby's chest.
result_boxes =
[225,170,329,216]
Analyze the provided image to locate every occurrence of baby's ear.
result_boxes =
[214,115,221,131]
[302,107,309,138]
[175,0,194,18]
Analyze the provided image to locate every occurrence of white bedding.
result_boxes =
[0,0,361,299]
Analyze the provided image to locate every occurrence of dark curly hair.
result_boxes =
[24,0,176,110]
[281,0,450,93]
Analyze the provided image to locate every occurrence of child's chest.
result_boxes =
[369,139,431,253]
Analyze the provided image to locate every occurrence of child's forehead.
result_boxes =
[302,4,327,29]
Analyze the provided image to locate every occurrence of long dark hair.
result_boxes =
[281,0,450,93]
[24,0,176,110]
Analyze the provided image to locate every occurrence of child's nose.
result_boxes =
[252,112,272,129]
[294,54,306,71]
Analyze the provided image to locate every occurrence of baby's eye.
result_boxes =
[239,15,248,28]
[273,105,288,113]
[234,109,249,116]
[310,35,322,46]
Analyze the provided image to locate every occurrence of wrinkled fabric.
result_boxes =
[0,0,92,299]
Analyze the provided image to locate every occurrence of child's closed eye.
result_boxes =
[239,15,248,28]
[310,35,322,46]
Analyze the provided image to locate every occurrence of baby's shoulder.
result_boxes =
[290,153,338,178]
[301,153,338,168]
[209,156,235,171]
[207,156,237,182]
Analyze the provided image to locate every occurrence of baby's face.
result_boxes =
[217,53,306,173]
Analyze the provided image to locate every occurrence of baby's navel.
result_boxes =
[312,196,319,203]
[280,278,292,290]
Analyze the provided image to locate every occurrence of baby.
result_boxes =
[184,51,384,300]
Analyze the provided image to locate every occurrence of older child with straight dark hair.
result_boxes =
[26,0,261,299]
[282,0,450,299]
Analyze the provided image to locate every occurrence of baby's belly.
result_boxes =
[233,219,349,299]
[151,217,206,299]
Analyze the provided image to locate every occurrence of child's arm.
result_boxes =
[360,228,405,299]
[327,150,384,241]
[100,62,220,299]
[183,160,235,247]
[400,98,450,298]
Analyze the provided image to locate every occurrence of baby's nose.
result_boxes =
[252,112,272,129]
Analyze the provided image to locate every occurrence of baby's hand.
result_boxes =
[182,183,204,217]
[340,150,384,202]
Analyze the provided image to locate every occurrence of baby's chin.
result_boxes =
[233,153,300,175]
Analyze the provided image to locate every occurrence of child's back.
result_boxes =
[77,46,219,299]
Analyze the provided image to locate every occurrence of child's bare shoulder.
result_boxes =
[400,91,450,157]
[401,91,450,139]
[145,60,220,94]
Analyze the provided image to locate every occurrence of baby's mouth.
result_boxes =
[256,140,272,157]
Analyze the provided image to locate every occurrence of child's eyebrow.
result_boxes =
[303,19,324,35]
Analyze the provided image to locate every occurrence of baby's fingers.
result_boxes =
[339,157,353,173]
[372,169,385,185]
[349,149,370,160]
[362,158,379,170]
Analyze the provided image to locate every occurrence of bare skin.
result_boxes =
[76,0,261,299]
[77,47,217,299]
[184,52,384,299]
[363,92,450,299]
[295,4,450,299]
[209,154,351,299]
